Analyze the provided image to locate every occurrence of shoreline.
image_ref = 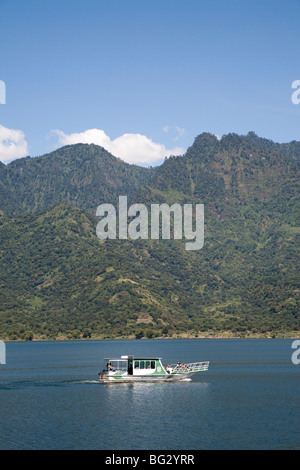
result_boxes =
[1,331,299,342]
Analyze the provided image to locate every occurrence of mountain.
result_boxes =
[0,132,299,340]
[0,143,153,215]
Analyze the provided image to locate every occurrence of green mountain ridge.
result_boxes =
[0,143,153,215]
[0,132,299,340]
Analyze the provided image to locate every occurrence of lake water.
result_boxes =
[0,339,299,450]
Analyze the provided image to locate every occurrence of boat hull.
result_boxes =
[99,371,204,383]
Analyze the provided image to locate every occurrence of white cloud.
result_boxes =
[0,124,28,163]
[162,126,169,133]
[53,128,184,165]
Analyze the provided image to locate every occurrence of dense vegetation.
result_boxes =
[0,144,153,215]
[0,132,299,340]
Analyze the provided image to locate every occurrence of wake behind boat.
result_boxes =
[99,355,209,383]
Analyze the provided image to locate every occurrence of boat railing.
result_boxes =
[169,361,209,372]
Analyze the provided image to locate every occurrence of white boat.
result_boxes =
[99,355,209,383]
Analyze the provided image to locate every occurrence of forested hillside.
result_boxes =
[0,144,153,215]
[0,132,299,340]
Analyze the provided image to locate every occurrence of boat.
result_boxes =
[99,355,209,383]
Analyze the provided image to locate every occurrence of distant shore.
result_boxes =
[2,330,299,342]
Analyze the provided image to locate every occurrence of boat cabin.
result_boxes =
[104,355,167,376]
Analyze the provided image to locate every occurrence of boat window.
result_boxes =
[133,360,157,370]
[109,360,127,372]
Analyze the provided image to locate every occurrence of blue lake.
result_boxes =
[0,339,299,450]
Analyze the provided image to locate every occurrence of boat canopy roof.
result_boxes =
[104,358,128,362]
[104,356,162,361]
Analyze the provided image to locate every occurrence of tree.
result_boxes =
[24,331,33,341]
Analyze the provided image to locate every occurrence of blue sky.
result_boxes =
[1,0,300,165]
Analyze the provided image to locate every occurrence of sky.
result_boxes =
[1,0,300,166]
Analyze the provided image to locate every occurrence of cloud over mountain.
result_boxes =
[53,128,184,165]
[0,124,28,163]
